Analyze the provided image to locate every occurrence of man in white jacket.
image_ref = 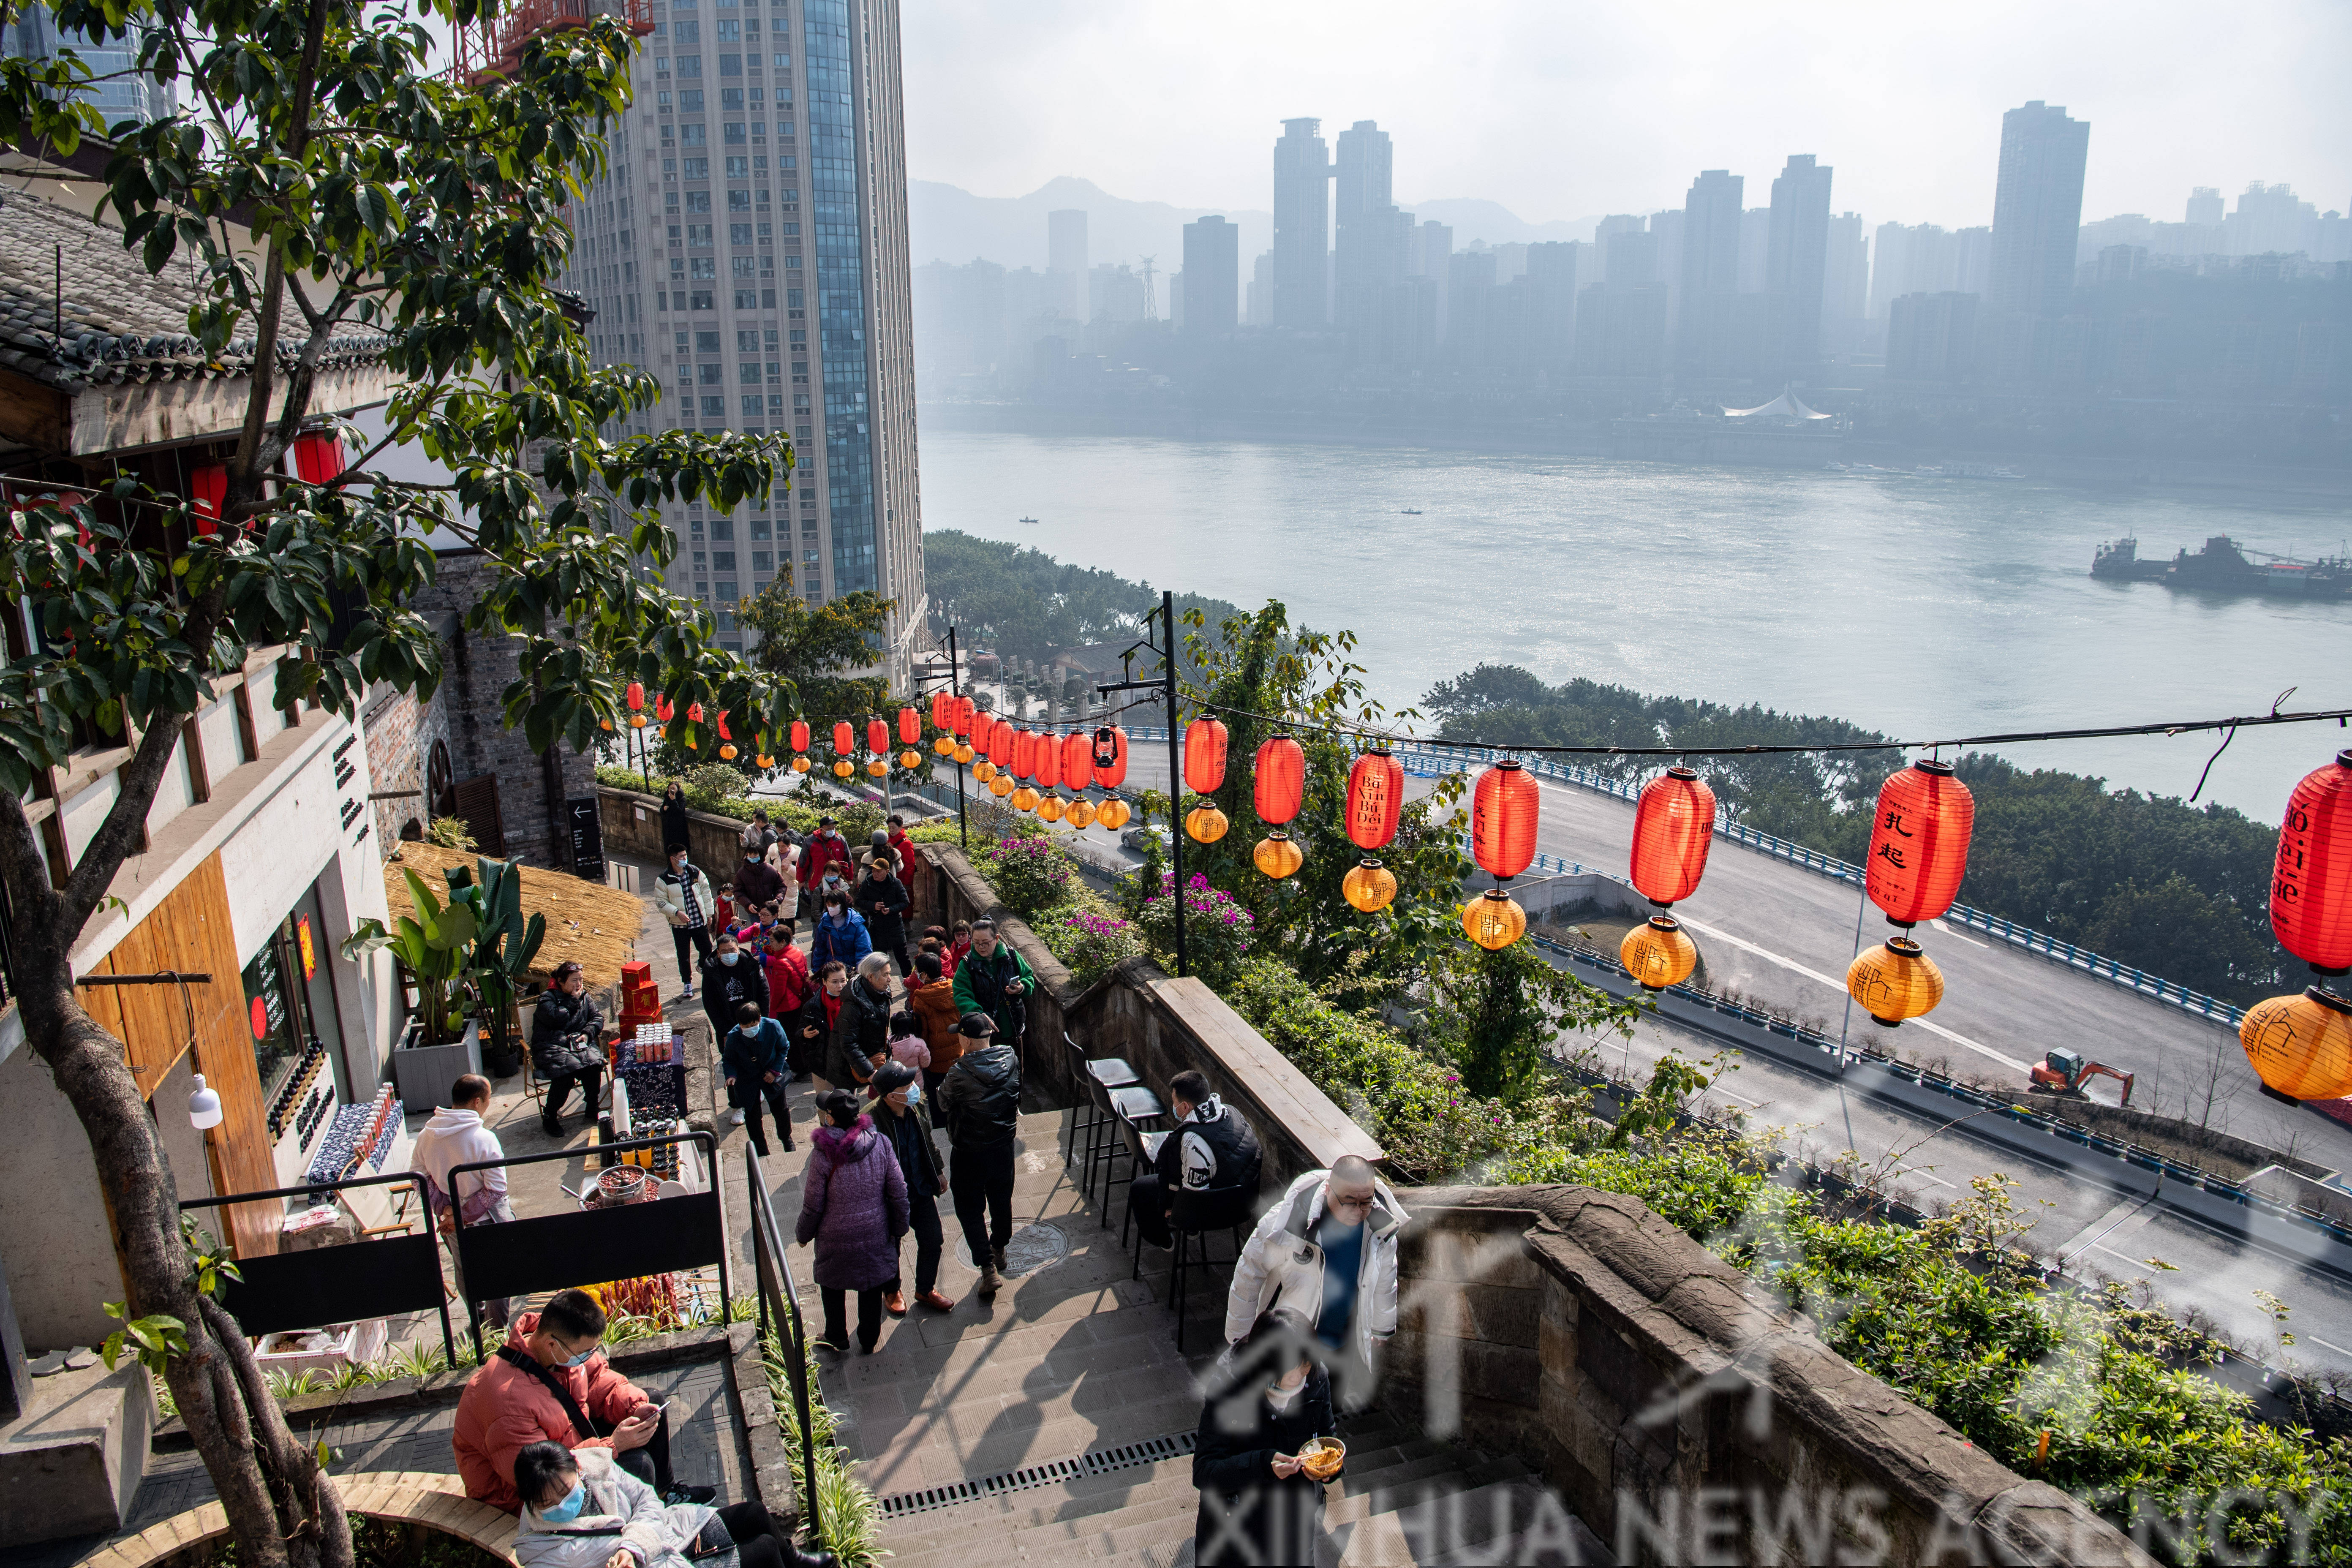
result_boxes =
[1222,1156,1407,1410]
[411,1074,514,1328]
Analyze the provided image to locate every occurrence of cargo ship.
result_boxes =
[2091,535,2352,599]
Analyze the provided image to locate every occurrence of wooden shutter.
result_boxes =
[449,773,506,857]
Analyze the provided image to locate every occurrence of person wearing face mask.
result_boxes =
[531,962,607,1139]
[798,961,848,1086]
[1190,1308,1340,1567]
[653,843,716,1001]
[697,929,768,1047]
[811,889,871,974]
[510,1440,835,1568]
[455,1290,715,1512]
[1224,1157,1406,1413]
[798,814,854,896]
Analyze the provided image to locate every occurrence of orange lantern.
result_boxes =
[1846,936,1946,1025]
[1254,735,1304,826]
[955,743,976,765]
[1094,726,1130,788]
[1187,805,1230,844]
[792,756,812,773]
[934,735,958,757]
[1472,760,1539,881]
[720,743,738,760]
[1096,798,1131,831]
[602,716,615,732]
[1463,890,1527,951]
[989,773,1014,798]
[1346,748,1403,851]
[630,711,648,730]
[898,749,919,769]
[1067,799,1099,829]
[1184,718,1229,795]
[974,760,998,783]
[1254,831,1304,880]
[1342,858,1397,913]
[1062,731,1095,792]
[626,681,646,712]
[1867,760,1975,929]
[2273,749,2352,977]
[1620,916,1697,991]
[833,759,855,779]
[866,757,887,778]
[2240,986,2352,1102]
[755,753,774,770]
[1630,765,1715,909]
[1011,786,1041,813]
[1038,795,1067,823]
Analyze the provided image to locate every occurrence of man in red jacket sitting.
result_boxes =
[452,1288,716,1512]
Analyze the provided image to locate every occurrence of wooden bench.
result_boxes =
[81,1471,517,1568]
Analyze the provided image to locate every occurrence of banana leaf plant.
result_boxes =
[342,868,480,1048]
[464,855,547,1069]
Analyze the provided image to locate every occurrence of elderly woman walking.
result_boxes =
[795,1089,909,1355]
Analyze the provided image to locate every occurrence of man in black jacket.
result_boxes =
[935,1012,1022,1298]
[852,854,912,977]
[530,961,606,1137]
[868,1062,953,1316]
[1128,1070,1262,1252]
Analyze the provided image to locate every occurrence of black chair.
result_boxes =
[1093,1085,1167,1227]
[1163,1183,1258,1352]
[1059,1031,1139,1173]
[1122,1131,1170,1263]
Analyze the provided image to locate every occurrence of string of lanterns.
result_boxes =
[2241,749,2352,1102]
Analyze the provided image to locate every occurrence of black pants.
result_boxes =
[544,1066,602,1126]
[821,1286,885,1352]
[950,1143,1015,1266]
[890,1186,944,1297]
[739,1075,795,1155]
[716,1501,793,1568]
[612,1410,675,1493]
[672,923,715,985]
[1128,1173,1173,1250]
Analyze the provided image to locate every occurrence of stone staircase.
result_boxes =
[768,1107,1606,1567]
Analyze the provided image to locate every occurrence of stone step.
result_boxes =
[1330,1478,1581,1568]
[1323,1448,1497,1511]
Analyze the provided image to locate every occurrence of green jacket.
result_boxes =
[952,941,1036,1036]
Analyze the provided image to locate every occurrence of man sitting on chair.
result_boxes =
[1129,1070,1262,1253]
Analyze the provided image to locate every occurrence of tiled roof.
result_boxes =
[0,191,391,392]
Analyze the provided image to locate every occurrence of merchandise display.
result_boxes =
[307,1087,403,1186]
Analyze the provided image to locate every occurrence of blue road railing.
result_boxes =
[1122,727,2245,1029]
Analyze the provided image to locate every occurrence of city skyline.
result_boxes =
[898,0,2350,232]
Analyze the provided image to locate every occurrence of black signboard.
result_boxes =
[568,795,606,882]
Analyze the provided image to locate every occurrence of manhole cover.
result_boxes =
[955,1219,1068,1277]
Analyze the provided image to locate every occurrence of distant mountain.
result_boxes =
[910,177,1272,275]
[1401,199,1608,248]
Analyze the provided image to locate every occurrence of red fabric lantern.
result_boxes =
[291,431,345,484]
[834,721,855,756]
[656,695,675,724]
[867,719,889,756]
[1184,718,1229,796]
[1866,760,1975,927]
[1629,765,1716,909]
[715,709,731,740]
[2274,749,2352,975]
[686,702,704,724]
[1472,760,1540,881]
[1014,729,1040,780]
[988,721,1014,768]
[1062,731,1095,792]
[1346,748,1404,851]
[626,681,645,712]
[899,706,921,745]
[1094,726,1130,788]
[956,697,976,737]
[790,720,810,753]
[931,691,953,730]
[1254,736,1305,826]
[1035,733,1062,790]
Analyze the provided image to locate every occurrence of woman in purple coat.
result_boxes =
[795,1089,909,1354]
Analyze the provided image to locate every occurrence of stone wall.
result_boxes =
[359,679,454,855]
[1383,1187,2151,1566]
[601,784,755,881]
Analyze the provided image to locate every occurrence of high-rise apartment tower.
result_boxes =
[1987,101,2089,318]
[1271,118,1334,327]
[1182,215,1240,335]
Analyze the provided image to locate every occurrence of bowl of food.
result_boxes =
[1298,1437,1345,1481]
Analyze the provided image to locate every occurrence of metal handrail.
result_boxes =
[742,1145,823,1542]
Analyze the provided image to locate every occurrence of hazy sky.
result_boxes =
[901,0,2352,230]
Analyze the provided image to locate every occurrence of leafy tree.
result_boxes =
[735,580,897,724]
[1423,940,1643,1103]
[923,529,1240,661]
[0,3,787,1562]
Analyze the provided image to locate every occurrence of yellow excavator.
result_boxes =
[2029,1048,2136,1107]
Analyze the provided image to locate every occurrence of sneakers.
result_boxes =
[541,1117,564,1139]
[730,1107,747,1125]
[663,1484,719,1506]
[976,1264,1000,1298]
[915,1289,956,1312]
[812,1332,851,1354]
[883,1290,906,1318]
[679,984,695,1000]
[990,1244,1008,1274]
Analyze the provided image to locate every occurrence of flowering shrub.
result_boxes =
[1135,872,1256,987]
[1041,908,1145,988]
[978,830,1078,919]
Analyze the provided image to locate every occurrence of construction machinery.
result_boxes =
[2029,1048,2136,1106]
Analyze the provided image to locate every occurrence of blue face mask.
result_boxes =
[721,951,740,966]
[561,1342,598,1368]
[540,1481,587,1524]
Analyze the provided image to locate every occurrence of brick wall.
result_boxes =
[360,681,454,856]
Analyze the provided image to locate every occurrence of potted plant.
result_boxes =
[343,868,483,1108]
[463,857,545,1079]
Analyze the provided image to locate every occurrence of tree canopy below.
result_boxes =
[1422,665,2291,1006]
[922,529,1241,660]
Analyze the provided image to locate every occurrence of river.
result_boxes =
[916,430,2352,820]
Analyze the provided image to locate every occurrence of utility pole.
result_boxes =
[948,626,968,850]
[1097,589,1184,975]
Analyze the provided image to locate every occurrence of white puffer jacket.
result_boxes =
[1223,1169,1408,1367]
[514,1448,726,1568]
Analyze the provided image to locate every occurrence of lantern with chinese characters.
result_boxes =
[1185,718,1229,795]
[988,722,1014,770]
[1094,726,1130,788]
[1846,936,1945,1026]
[1472,761,1539,881]
[1629,765,1715,909]
[1014,729,1039,781]
[1254,736,1305,826]
[1097,798,1131,831]
[1463,890,1527,952]
[956,696,977,736]
[2239,986,2352,1102]
[1011,785,1040,813]
[900,749,921,769]
[1067,799,1099,829]
[1254,832,1304,880]
[1062,731,1095,793]
[1866,760,1974,928]
[990,774,1014,798]
[1346,748,1404,851]
[1343,858,1397,914]
[834,721,855,757]
[974,760,998,784]
[2273,749,2352,977]
[900,706,921,745]
[1187,805,1230,844]
[1038,795,1066,823]
[1620,916,1697,992]
[931,690,954,730]
[1035,734,1062,791]
[791,720,810,756]
[867,718,889,757]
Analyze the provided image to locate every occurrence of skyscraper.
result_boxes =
[1048,208,1089,322]
[1765,154,1833,377]
[552,0,926,683]
[1675,170,1743,377]
[1182,215,1240,335]
[7,10,175,122]
[1272,118,1333,328]
[1820,211,1867,359]
[1333,120,1409,345]
[1988,101,2089,317]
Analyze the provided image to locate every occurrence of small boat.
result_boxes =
[1018,515,1039,525]
[1398,508,1422,515]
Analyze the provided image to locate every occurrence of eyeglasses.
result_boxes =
[1328,1192,1375,1211]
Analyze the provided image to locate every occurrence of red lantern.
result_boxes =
[1036,734,1062,790]
[1629,765,1716,909]
[931,690,953,730]
[790,719,810,753]
[988,721,1014,768]
[1345,748,1403,851]
[1254,736,1304,826]
[1867,760,1975,928]
[716,709,731,740]
[1094,726,1130,788]
[2275,749,2352,975]
[290,431,345,484]
[867,718,888,756]
[1472,760,1540,881]
[834,721,855,756]
[1184,718,1229,795]
[899,706,921,745]
[1063,731,1095,792]
[686,702,704,724]
[656,695,675,723]
[1014,729,1039,780]
[956,697,976,737]
[626,681,646,712]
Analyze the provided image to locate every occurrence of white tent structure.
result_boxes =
[1722,387,1834,420]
